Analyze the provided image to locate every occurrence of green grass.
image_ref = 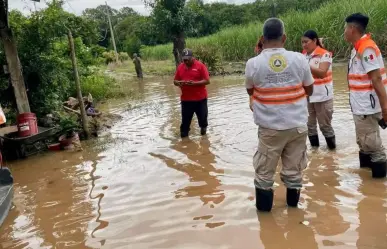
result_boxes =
[107,60,176,76]
[141,0,387,61]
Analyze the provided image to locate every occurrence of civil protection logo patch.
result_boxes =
[269,54,287,73]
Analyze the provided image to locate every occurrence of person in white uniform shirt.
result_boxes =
[301,30,336,150]
[344,13,387,178]
[245,18,314,212]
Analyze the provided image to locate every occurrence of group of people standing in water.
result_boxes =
[246,12,387,212]
[172,12,387,213]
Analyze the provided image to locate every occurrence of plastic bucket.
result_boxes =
[17,113,38,137]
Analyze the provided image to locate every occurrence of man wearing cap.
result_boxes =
[174,48,210,138]
[344,13,387,178]
[245,18,314,212]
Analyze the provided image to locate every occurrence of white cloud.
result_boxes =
[9,0,254,16]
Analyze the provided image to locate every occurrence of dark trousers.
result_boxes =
[180,98,208,135]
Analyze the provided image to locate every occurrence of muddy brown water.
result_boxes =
[1,65,387,249]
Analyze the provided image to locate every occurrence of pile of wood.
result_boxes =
[63,94,122,136]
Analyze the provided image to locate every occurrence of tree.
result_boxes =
[0,0,30,113]
[3,2,101,116]
[145,0,192,67]
[82,5,118,48]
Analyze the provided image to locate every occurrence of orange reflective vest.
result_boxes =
[303,47,333,103]
[348,34,387,115]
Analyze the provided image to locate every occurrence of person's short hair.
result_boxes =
[263,18,285,41]
[345,13,369,34]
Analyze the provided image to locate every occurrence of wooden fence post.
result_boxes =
[67,29,90,139]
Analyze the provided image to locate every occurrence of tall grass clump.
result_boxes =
[79,74,124,101]
[141,0,387,62]
[141,44,173,60]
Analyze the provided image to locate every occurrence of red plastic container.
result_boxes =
[48,143,61,151]
[17,113,38,137]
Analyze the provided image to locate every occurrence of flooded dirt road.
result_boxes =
[1,65,387,249]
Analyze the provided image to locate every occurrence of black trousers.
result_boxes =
[180,98,208,135]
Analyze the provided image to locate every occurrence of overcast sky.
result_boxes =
[10,0,255,16]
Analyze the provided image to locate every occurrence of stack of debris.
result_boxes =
[63,94,122,136]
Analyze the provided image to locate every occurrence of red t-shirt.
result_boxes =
[174,59,210,101]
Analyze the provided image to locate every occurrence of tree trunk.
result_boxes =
[173,32,185,68]
[0,27,31,114]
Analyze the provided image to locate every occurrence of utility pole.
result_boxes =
[67,29,90,139]
[0,0,31,114]
[271,0,277,17]
[105,1,119,63]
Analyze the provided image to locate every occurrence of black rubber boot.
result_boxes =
[371,161,387,178]
[286,188,300,207]
[0,167,13,185]
[308,135,319,147]
[180,131,189,138]
[325,136,336,150]
[359,152,371,168]
[255,188,274,212]
[200,127,207,136]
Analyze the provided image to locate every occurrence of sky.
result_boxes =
[9,0,255,16]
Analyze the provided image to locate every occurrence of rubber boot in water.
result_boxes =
[325,136,336,150]
[180,131,189,138]
[359,151,371,168]
[255,188,273,212]
[200,127,207,136]
[286,188,300,207]
[308,135,319,147]
[371,161,387,178]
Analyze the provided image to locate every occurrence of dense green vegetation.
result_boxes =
[81,0,331,58]
[142,0,387,61]
[0,2,125,121]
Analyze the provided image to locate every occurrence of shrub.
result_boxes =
[119,52,130,61]
[79,74,120,101]
[192,45,221,74]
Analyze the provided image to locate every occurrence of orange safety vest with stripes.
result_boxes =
[348,34,387,115]
[303,47,333,103]
[246,48,310,130]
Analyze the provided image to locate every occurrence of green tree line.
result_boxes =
[82,0,332,58]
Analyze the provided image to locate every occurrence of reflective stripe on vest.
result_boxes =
[349,35,387,92]
[347,34,387,115]
[303,47,333,86]
[303,47,333,102]
[253,83,306,105]
[314,71,333,85]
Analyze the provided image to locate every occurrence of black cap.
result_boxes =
[182,48,193,60]
[345,13,369,31]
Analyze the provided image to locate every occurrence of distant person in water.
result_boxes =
[133,53,143,79]
[173,49,210,138]
[301,30,336,150]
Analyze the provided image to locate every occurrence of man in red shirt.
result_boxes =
[174,49,210,138]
